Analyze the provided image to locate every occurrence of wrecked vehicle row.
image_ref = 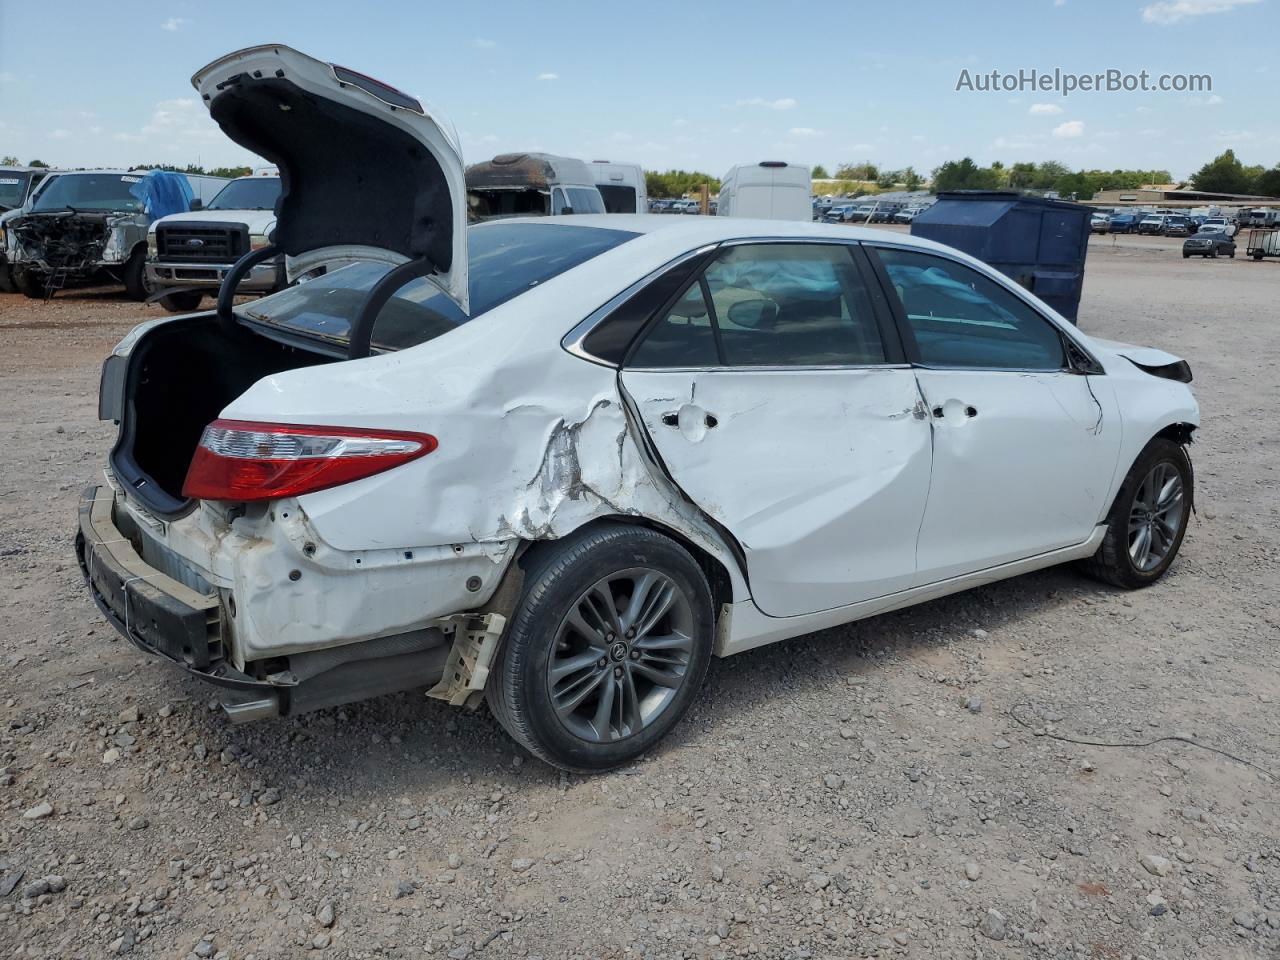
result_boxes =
[77,45,1199,771]
[2,169,227,300]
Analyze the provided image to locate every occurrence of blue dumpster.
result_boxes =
[910,191,1091,322]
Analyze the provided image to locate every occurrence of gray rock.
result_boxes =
[993,738,1012,750]
[128,816,149,831]
[978,908,1007,940]
[965,862,982,882]
[395,880,415,898]
[447,853,462,869]
[1139,854,1171,877]
[193,942,215,959]
[964,697,983,714]
[511,858,534,873]
[21,878,51,899]
[259,788,281,806]
[118,705,141,723]
[22,801,53,820]
[822,773,845,790]
[1232,910,1257,930]
[1181,806,1205,822]
[317,901,335,928]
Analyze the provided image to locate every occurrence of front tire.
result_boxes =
[486,523,715,771]
[122,247,150,301]
[1080,438,1192,589]
[13,266,46,299]
[158,290,204,313]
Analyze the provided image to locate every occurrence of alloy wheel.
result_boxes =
[547,568,696,743]
[1128,462,1185,573]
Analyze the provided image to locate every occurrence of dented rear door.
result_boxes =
[620,241,933,619]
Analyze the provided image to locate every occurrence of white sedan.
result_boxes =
[77,46,1198,771]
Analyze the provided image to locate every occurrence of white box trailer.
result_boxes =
[589,161,648,214]
[717,161,811,221]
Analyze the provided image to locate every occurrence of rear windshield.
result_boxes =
[241,222,638,351]
[32,173,145,213]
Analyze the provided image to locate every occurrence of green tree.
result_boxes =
[28,159,49,168]
[644,169,721,199]
[811,163,830,179]
[901,166,922,192]
[1006,162,1037,189]
[208,166,253,179]
[1255,166,1280,198]
[876,169,899,189]
[835,161,879,181]
[931,157,1000,192]
[1,155,19,166]
[1191,149,1253,194]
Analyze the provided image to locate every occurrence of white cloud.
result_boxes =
[1141,0,1259,24]
[736,97,797,111]
[1052,120,1085,138]
[1029,103,1064,115]
[51,129,71,139]
[788,127,823,138]
[1054,0,1066,5]
[160,17,189,31]
[1188,93,1224,105]
[536,72,559,81]
[473,38,496,49]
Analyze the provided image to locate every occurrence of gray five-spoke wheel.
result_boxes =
[1128,461,1185,572]
[547,568,695,743]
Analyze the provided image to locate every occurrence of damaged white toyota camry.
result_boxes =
[77,46,1199,771]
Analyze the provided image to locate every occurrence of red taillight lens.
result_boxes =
[182,419,437,502]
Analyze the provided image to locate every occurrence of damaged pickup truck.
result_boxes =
[5,169,225,300]
[78,45,1200,772]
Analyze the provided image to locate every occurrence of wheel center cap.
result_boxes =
[609,641,629,662]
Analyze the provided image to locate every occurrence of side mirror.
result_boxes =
[727,298,779,329]
[559,206,574,215]
[189,198,203,211]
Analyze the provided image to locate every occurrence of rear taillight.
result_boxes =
[182,419,437,502]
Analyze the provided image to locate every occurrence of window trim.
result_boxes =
[625,238,907,372]
[864,241,1105,376]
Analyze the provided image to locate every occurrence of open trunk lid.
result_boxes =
[192,44,469,312]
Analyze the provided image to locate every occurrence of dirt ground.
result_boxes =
[0,234,1277,960]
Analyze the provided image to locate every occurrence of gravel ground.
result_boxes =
[0,239,1277,960]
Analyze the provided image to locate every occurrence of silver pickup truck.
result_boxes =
[146,172,284,312]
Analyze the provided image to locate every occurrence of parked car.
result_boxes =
[589,161,648,214]
[1137,215,1167,235]
[1182,229,1235,258]
[648,199,676,213]
[1162,216,1193,237]
[824,204,855,223]
[1201,216,1237,237]
[1107,214,1139,234]
[717,161,812,220]
[146,171,284,313]
[4,169,228,300]
[466,153,605,220]
[894,208,924,224]
[80,44,1200,772]
[0,165,55,292]
[1090,214,1111,234]
[673,199,703,214]
[870,205,901,223]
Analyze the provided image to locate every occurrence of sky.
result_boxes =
[0,0,1276,180]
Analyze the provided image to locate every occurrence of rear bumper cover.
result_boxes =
[75,485,275,693]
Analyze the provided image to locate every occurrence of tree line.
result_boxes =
[0,157,252,179]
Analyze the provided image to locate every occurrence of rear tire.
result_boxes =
[1079,437,1192,590]
[0,262,14,293]
[486,523,715,772]
[158,290,204,313]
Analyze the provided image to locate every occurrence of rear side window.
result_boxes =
[627,243,887,368]
[872,248,1065,371]
[596,183,638,214]
[705,244,884,366]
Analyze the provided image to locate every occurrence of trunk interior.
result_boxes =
[111,316,333,516]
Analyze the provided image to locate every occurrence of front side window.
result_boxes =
[873,247,1065,371]
[628,243,887,368]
